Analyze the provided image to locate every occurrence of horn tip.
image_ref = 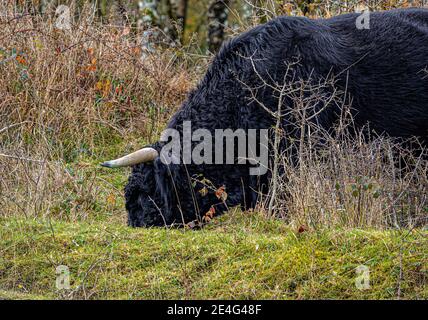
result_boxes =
[100,161,115,168]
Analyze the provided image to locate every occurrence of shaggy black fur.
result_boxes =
[125,8,428,227]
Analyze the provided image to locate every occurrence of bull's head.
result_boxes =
[101,144,244,227]
[102,146,188,227]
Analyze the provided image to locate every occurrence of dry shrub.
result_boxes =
[255,71,428,230]
[0,3,202,220]
[0,2,197,153]
[272,130,428,230]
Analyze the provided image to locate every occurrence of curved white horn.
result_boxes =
[101,147,159,168]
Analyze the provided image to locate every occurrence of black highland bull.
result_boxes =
[102,9,428,227]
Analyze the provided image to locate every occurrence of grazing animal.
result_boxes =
[102,9,428,227]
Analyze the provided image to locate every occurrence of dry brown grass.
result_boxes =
[0,2,202,220]
[265,129,428,230]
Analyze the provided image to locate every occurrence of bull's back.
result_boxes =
[326,9,428,139]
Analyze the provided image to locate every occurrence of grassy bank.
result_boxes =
[1,212,427,300]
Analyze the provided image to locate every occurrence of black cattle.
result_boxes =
[102,8,428,227]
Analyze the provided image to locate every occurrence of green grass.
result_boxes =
[1,211,427,300]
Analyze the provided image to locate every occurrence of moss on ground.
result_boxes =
[1,211,427,300]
